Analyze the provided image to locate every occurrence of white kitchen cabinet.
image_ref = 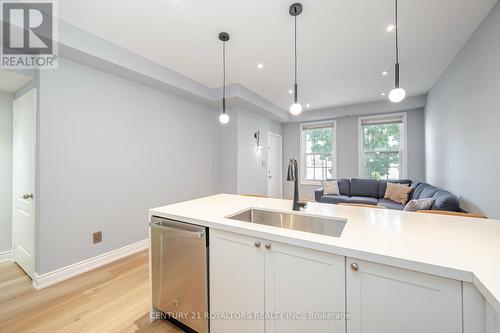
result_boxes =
[210,229,345,333]
[265,240,345,333]
[346,258,462,333]
[209,230,266,333]
[463,282,500,333]
[486,303,500,333]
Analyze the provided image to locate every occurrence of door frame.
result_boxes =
[267,131,283,199]
[12,88,37,278]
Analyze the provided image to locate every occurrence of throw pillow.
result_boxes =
[389,183,413,205]
[322,180,340,195]
[403,198,435,212]
[384,182,397,199]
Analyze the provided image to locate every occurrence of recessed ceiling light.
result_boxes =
[306,103,310,108]
[257,63,264,69]
[381,92,386,96]
[386,25,395,32]
[382,71,389,76]
[288,89,293,94]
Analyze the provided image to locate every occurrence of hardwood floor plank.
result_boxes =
[0,251,182,333]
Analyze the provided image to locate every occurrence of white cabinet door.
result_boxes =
[462,282,500,333]
[265,241,345,333]
[209,230,266,333]
[346,258,462,333]
[486,303,500,333]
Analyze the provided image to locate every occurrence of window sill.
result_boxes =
[300,180,322,186]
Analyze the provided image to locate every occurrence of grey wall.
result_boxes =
[283,109,426,200]
[0,92,13,254]
[425,1,500,218]
[36,59,220,274]
[237,108,282,196]
[217,107,239,194]
[218,107,282,197]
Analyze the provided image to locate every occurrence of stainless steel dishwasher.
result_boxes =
[150,216,208,333]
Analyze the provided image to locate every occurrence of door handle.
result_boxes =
[22,193,33,200]
[149,222,205,238]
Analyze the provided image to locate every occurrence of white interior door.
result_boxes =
[12,88,36,278]
[267,132,282,198]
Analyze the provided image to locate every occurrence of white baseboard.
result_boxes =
[0,250,12,262]
[33,239,149,290]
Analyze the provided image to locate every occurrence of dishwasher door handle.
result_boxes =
[149,222,205,238]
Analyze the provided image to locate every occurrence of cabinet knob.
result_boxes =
[351,263,359,272]
[254,241,261,248]
[265,243,272,250]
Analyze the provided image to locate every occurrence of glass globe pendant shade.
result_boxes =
[290,103,303,115]
[219,113,230,124]
[388,87,406,103]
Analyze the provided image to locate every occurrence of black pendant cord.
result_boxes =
[222,40,226,114]
[294,15,298,103]
[394,0,400,88]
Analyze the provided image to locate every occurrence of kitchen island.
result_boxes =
[150,194,500,333]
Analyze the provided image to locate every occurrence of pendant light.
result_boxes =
[219,32,230,124]
[388,0,406,103]
[289,3,303,115]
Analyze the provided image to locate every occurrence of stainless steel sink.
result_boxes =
[228,209,346,238]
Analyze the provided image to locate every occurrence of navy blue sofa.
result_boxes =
[314,179,461,211]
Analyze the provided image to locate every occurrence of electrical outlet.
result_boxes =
[93,231,102,244]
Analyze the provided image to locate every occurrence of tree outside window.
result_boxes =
[301,123,335,183]
[360,116,405,180]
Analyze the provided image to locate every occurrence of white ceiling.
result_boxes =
[58,0,497,111]
[0,70,32,93]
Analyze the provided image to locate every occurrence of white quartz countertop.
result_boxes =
[150,194,500,313]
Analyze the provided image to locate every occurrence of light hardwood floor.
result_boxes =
[0,250,182,333]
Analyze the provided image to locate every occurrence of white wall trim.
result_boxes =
[357,112,408,179]
[32,239,149,290]
[0,250,13,262]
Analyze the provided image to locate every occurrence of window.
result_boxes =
[358,114,407,180]
[300,121,336,184]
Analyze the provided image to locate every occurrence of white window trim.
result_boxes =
[357,112,408,179]
[299,120,338,186]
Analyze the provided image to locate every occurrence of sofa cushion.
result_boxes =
[319,195,350,205]
[337,179,351,196]
[378,179,412,198]
[419,184,440,199]
[409,182,425,200]
[350,179,378,198]
[377,198,405,210]
[314,188,324,202]
[348,196,379,206]
[432,190,460,212]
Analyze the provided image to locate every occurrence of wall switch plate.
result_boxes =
[93,231,102,244]
[262,161,267,167]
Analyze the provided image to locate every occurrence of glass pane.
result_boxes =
[305,167,315,180]
[363,152,400,180]
[314,168,323,180]
[305,127,333,154]
[314,154,325,167]
[362,123,401,152]
[305,155,315,168]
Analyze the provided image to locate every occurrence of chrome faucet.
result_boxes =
[287,157,306,211]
